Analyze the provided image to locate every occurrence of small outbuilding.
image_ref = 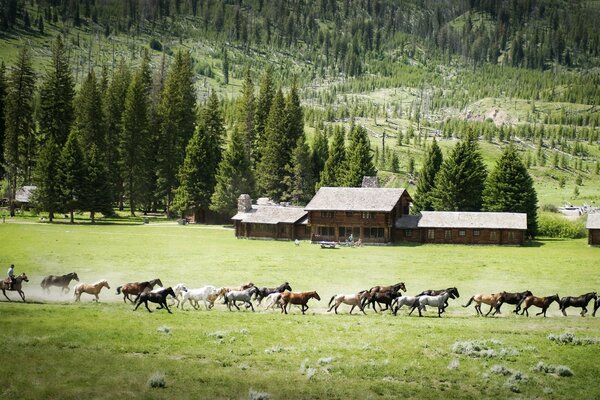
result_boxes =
[587,213,600,246]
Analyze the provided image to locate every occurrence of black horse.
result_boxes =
[559,292,597,317]
[416,287,460,313]
[593,295,600,317]
[40,272,79,294]
[493,290,533,315]
[133,287,176,314]
[254,282,292,305]
[366,290,402,313]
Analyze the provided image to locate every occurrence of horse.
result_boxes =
[368,282,407,296]
[593,295,600,317]
[133,287,176,314]
[0,273,29,302]
[180,285,223,310]
[493,290,533,315]
[391,296,421,316]
[280,291,321,314]
[327,291,369,314]
[462,293,502,317]
[521,294,560,317]
[415,287,460,313]
[115,278,163,303]
[559,292,597,317]
[264,292,284,310]
[409,291,457,317]
[73,280,110,302]
[365,290,402,313]
[221,282,255,303]
[40,272,79,294]
[152,283,187,307]
[254,282,292,305]
[226,287,259,312]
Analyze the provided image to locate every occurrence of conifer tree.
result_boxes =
[59,131,86,224]
[156,50,196,214]
[283,79,303,163]
[253,66,274,164]
[343,124,376,187]
[210,127,254,216]
[0,62,6,179]
[32,136,61,221]
[82,144,112,223]
[283,134,315,205]
[483,145,538,237]
[237,67,255,163]
[310,126,328,185]
[413,138,443,212]
[433,133,487,211]
[73,71,105,152]
[4,48,36,216]
[222,47,229,85]
[318,126,346,188]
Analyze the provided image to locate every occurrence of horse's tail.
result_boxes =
[328,295,336,307]
[462,296,474,308]
[116,286,122,295]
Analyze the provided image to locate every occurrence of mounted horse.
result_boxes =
[226,287,259,312]
[116,278,163,303]
[40,272,79,294]
[493,290,533,315]
[463,293,502,317]
[521,294,560,317]
[1,273,29,302]
[254,282,292,305]
[281,291,321,314]
[559,292,597,317]
[328,291,369,314]
[134,287,176,314]
[74,280,110,302]
[410,291,457,317]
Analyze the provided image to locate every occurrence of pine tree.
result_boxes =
[210,127,254,216]
[82,144,112,223]
[0,62,6,179]
[310,126,328,185]
[4,48,36,217]
[253,66,274,164]
[39,35,75,146]
[283,134,315,205]
[342,124,376,187]
[318,126,346,188]
[433,133,487,211]
[237,67,255,163]
[156,50,197,214]
[483,145,538,237]
[413,138,443,212]
[59,130,86,223]
[222,47,229,85]
[283,79,304,163]
[73,71,105,152]
[172,91,224,221]
[32,136,62,221]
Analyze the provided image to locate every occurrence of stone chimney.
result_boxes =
[238,194,252,212]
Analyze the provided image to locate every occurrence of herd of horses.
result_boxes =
[2,272,599,318]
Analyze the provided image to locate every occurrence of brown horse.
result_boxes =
[280,291,321,314]
[1,273,29,302]
[463,293,502,316]
[74,280,111,302]
[40,272,79,294]
[493,290,533,315]
[116,278,163,303]
[521,294,560,317]
[368,282,407,296]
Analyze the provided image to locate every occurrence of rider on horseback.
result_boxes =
[7,264,15,290]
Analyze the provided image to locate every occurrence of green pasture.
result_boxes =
[0,222,599,399]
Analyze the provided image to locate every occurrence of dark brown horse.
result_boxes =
[1,273,29,302]
[133,287,176,314]
[280,291,321,314]
[116,278,163,303]
[40,272,79,294]
[368,282,407,296]
[521,294,560,317]
[366,290,402,313]
[493,290,533,315]
[254,282,292,304]
[559,292,597,317]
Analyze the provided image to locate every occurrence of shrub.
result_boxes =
[149,38,163,52]
[532,362,573,377]
[537,212,586,238]
[547,332,600,345]
[147,372,166,388]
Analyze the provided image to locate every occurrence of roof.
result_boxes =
[304,187,409,212]
[15,186,36,203]
[395,215,421,229]
[233,205,307,225]
[417,211,527,230]
[587,213,600,229]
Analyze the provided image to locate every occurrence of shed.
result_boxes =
[587,213,600,246]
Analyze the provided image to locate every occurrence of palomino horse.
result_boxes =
[463,293,502,317]
[493,290,533,315]
[116,278,163,303]
[559,292,597,317]
[327,291,369,314]
[40,272,79,294]
[281,291,321,314]
[134,287,176,314]
[410,291,457,317]
[521,294,560,317]
[74,280,110,302]
[254,282,292,305]
[226,287,259,312]
[1,273,29,302]
[391,296,421,316]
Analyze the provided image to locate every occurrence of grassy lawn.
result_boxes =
[0,222,598,399]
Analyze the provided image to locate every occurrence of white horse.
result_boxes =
[226,287,258,312]
[409,291,456,317]
[180,285,223,310]
[264,292,283,310]
[391,296,421,315]
[327,291,369,314]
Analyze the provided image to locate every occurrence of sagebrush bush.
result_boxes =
[537,212,586,238]
[147,372,166,388]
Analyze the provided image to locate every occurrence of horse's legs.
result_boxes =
[94,293,100,302]
[144,301,152,313]
[581,307,587,317]
[2,289,10,301]
[247,301,255,312]
[349,305,355,315]
[561,306,568,316]
[18,290,25,302]
[163,301,172,314]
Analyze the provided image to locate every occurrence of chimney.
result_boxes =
[238,194,252,212]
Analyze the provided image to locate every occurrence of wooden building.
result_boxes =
[304,187,413,244]
[395,211,527,245]
[587,213,600,246]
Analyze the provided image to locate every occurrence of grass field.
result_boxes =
[0,222,599,399]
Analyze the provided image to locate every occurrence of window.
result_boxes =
[364,227,384,238]
[361,212,375,219]
[339,227,359,238]
[345,211,354,217]
[473,229,480,236]
[428,229,435,239]
[459,230,466,237]
[318,226,335,237]
[444,230,452,240]
[405,229,413,237]
[320,211,334,218]
[490,230,498,241]
[508,231,515,240]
